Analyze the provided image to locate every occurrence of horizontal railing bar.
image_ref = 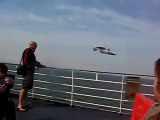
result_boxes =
[8,70,16,73]
[52,82,72,87]
[14,84,21,86]
[73,93,121,101]
[34,87,51,91]
[126,81,139,84]
[121,107,132,111]
[74,77,122,84]
[73,100,120,109]
[141,84,153,87]
[34,93,52,98]
[142,93,154,96]
[34,79,52,84]
[34,73,47,76]
[118,98,131,102]
[34,87,71,94]
[75,104,120,114]
[35,73,72,79]
[34,93,71,102]
[34,80,72,87]
[16,77,23,80]
[74,85,121,93]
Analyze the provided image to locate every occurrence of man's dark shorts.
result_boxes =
[22,70,34,89]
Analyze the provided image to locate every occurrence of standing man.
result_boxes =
[17,41,46,112]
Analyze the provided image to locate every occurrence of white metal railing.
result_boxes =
[6,63,154,115]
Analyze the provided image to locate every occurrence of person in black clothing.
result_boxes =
[17,41,46,112]
[0,63,16,120]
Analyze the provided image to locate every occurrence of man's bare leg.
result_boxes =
[18,89,28,110]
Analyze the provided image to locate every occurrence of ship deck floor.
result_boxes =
[12,95,131,120]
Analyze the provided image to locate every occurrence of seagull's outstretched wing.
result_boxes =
[93,47,106,51]
[96,47,106,50]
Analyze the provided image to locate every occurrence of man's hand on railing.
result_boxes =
[40,64,46,68]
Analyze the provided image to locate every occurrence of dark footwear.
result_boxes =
[23,104,32,109]
[17,107,27,112]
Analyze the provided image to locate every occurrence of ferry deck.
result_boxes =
[14,95,130,120]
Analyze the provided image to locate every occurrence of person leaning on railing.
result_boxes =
[0,63,16,120]
[17,41,46,112]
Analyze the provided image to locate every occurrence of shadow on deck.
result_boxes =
[13,95,130,120]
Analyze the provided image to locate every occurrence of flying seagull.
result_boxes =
[93,47,116,55]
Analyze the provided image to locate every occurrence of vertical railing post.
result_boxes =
[96,72,98,81]
[71,69,74,106]
[119,75,125,115]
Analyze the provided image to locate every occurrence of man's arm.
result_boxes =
[35,61,46,68]
[23,48,33,68]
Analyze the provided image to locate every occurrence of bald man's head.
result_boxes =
[29,41,37,51]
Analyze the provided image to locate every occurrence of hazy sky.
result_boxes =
[0,0,160,75]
